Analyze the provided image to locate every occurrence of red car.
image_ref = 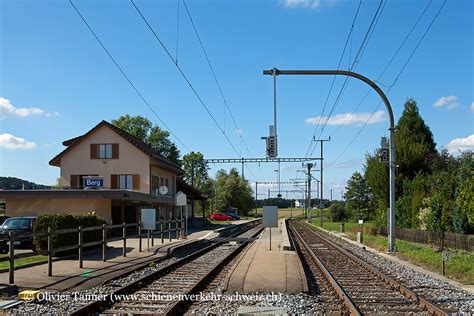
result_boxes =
[210,213,233,221]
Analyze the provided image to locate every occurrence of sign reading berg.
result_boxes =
[83,177,104,188]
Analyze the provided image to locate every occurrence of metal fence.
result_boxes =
[368,226,474,251]
[1,218,185,284]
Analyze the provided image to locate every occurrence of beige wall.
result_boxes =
[5,199,112,223]
[150,164,176,197]
[59,125,150,194]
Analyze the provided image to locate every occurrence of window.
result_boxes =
[165,178,169,188]
[119,175,133,189]
[98,144,113,159]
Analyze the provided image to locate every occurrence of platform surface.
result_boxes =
[225,219,307,294]
[0,220,253,292]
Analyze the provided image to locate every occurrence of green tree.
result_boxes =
[112,115,181,165]
[344,171,372,220]
[395,98,437,185]
[182,151,210,189]
[214,168,254,215]
[364,152,389,226]
[454,152,474,232]
[182,152,214,217]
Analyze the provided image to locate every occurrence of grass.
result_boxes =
[253,207,305,219]
[0,255,48,270]
[309,220,474,285]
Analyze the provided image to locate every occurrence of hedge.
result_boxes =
[33,214,107,254]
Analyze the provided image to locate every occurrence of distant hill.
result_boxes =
[0,177,52,190]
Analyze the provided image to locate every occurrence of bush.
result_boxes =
[33,214,107,254]
[329,202,346,222]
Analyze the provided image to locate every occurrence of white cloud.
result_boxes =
[0,97,58,119]
[328,158,363,169]
[305,111,386,126]
[433,95,459,110]
[280,0,336,9]
[445,134,474,154]
[470,102,474,112]
[0,133,37,150]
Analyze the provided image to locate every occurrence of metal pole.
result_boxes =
[307,163,312,223]
[389,130,396,251]
[48,227,52,276]
[78,226,83,268]
[255,182,258,212]
[272,67,277,139]
[263,68,396,252]
[320,140,323,227]
[102,224,106,262]
[278,161,281,195]
[122,222,126,257]
[138,221,142,252]
[269,227,272,251]
[8,231,14,284]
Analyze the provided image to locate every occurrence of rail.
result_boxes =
[70,220,263,315]
[290,221,449,316]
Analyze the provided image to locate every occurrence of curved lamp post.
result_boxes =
[263,68,396,252]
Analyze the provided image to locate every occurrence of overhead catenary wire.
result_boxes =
[328,0,446,166]
[129,0,257,180]
[69,0,192,153]
[329,0,434,137]
[311,0,386,149]
[181,0,259,177]
[303,0,363,158]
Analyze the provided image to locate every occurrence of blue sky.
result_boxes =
[1,0,473,200]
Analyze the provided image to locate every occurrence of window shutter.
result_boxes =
[111,174,118,189]
[70,175,79,188]
[112,143,119,159]
[133,174,140,190]
[90,144,98,159]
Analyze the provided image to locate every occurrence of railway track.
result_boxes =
[290,220,451,315]
[71,224,263,315]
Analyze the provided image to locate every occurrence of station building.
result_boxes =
[0,120,207,225]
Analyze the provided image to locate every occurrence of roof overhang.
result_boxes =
[0,190,175,204]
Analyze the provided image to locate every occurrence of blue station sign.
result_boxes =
[83,177,104,188]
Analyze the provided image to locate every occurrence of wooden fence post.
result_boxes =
[138,222,142,252]
[169,219,172,242]
[78,226,83,268]
[102,224,107,262]
[151,226,154,247]
[175,219,179,240]
[122,222,126,257]
[47,227,52,277]
[8,231,14,284]
[160,219,164,244]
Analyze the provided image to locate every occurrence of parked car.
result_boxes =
[210,213,233,221]
[225,212,240,220]
[0,216,36,253]
[0,215,9,225]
